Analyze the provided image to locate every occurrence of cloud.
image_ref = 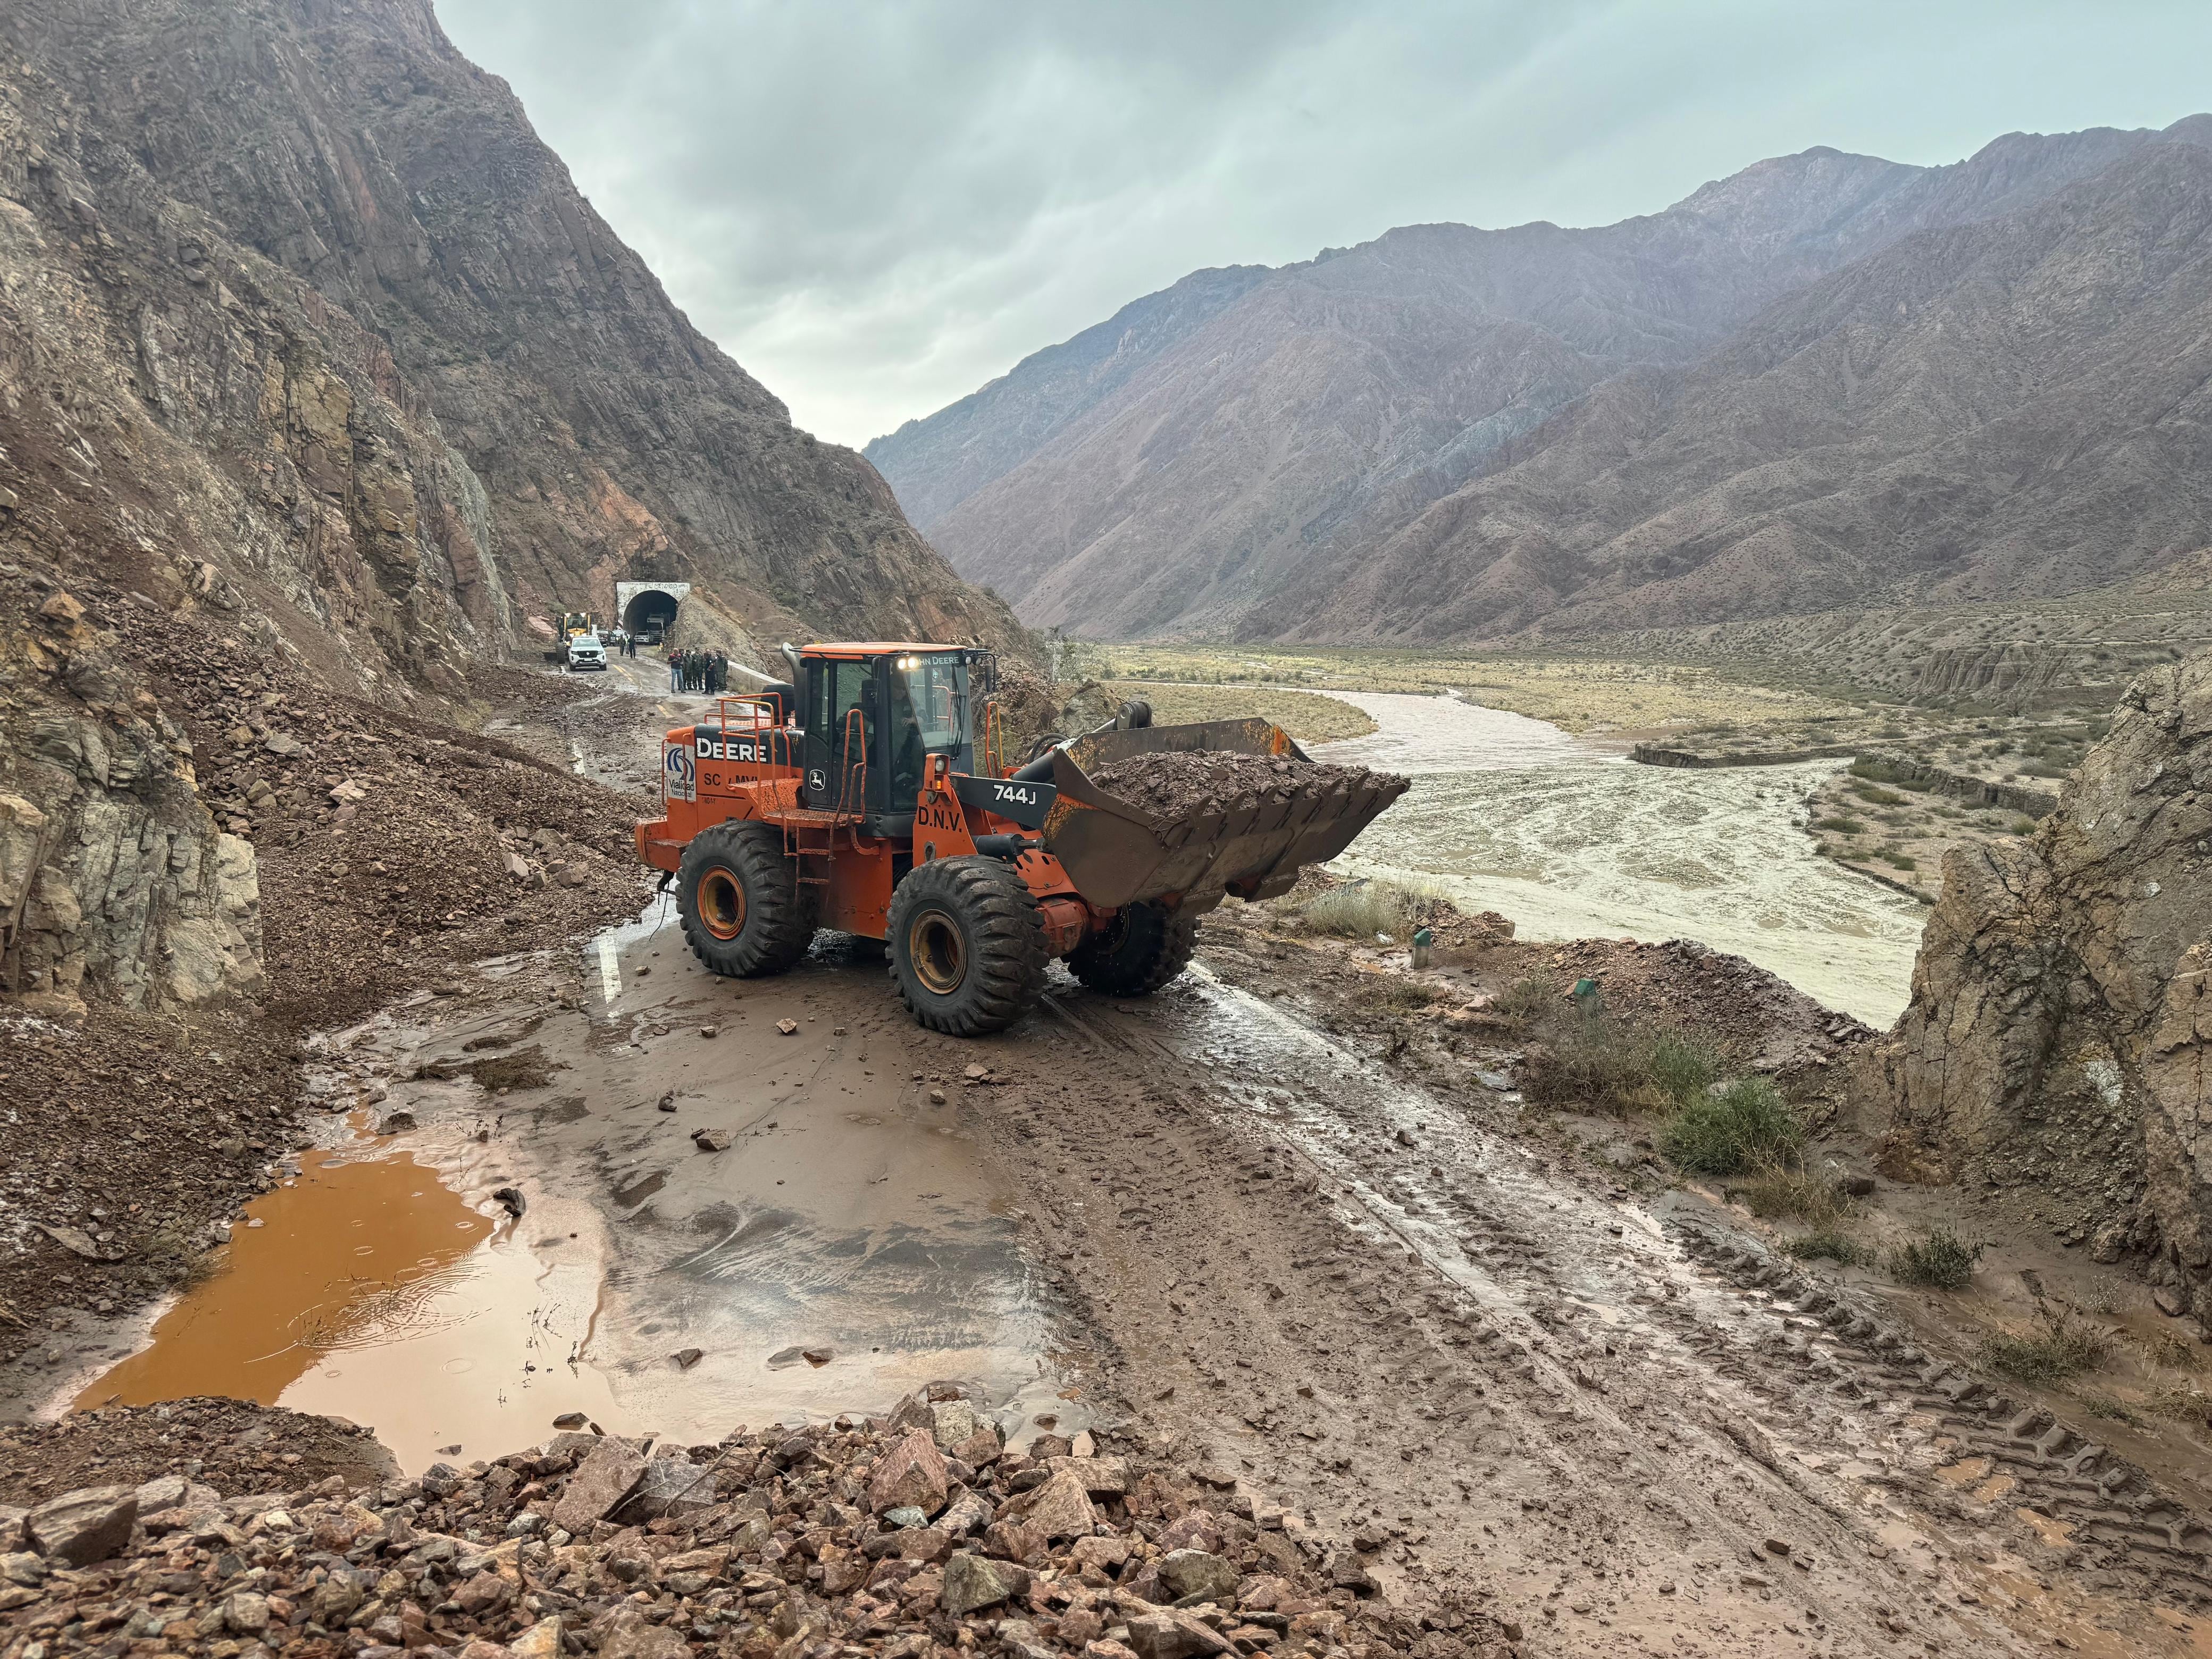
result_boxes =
[435,0,2212,446]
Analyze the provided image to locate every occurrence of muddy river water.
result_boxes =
[1314,690,1928,1026]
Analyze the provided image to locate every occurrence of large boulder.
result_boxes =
[1865,650,2212,1309]
[26,1486,138,1566]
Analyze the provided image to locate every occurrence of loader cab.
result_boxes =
[799,646,978,835]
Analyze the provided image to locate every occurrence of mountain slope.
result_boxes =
[0,0,1024,1019]
[1261,140,2212,642]
[876,120,2199,640]
[865,263,1270,529]
[0,0,1018,689]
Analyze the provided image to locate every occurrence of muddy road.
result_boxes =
[23,671,2212,1658]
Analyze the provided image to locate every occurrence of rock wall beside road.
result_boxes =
[0,583,259,1012]
[1867,650,2212,1309]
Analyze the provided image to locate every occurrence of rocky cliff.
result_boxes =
[874,119,2212,642]
[1868,650,2212,1314]
[0,0,1021,1011]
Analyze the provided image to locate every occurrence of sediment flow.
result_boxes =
[1313,692,1926,1024]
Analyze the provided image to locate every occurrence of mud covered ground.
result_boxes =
[10,668,2212,1659]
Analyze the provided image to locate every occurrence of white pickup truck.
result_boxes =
[565,634,608,673]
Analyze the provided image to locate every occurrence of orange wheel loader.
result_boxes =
[634,642,1407,1036]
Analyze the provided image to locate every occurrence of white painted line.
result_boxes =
[597,937,622,1006]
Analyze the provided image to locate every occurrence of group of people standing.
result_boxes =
[669,646,732,693]
[604,628,642,658]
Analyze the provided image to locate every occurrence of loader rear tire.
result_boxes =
[678,820,814,977]
[1066,900,1197,996]
[887,856,1047,1036]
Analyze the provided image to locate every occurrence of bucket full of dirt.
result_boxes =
[1038,718,1409,911]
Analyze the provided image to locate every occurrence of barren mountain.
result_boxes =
[1273,138,2212,643]
[0,0,1017,697]
[874,119,2211,641]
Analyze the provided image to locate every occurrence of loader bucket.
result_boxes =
[1038,718,1408,912]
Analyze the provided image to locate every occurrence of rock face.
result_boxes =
[0,589,260,1010]
[0,0,1021,1009]
[0,0,1016,672]
[1868,650,2212,1308]
[874,118,2212,642]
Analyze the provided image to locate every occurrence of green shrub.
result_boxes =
[1977,1310,2113,1384]
[1735,1164,1850,1225]
[1663,1078,1803,1175]
[1879,850,1917,872]
[1522,1022,1724,1115]
[1889,1226,1982,1290]
[1851,782,1905,806]
[1523,1019,1664,1113]
[1784,1228,1873,1267]
[1814,816,1865,834]
[1646,1030,1722,1110]
[2011,817,2039,836]
[1300,883,1410,939]
[1498,976,1553,1021]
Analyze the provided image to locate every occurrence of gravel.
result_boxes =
[0,1389,1513,1659]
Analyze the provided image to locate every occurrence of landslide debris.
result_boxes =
[1089,754,1406,823]
[0,1401,395,1506]
[0,1390,1513,1659]
[105,600,652,1027]
[1867,649,2212,1310]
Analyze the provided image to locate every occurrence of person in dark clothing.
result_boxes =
[666,647,682,692]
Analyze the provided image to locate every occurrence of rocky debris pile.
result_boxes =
[1090,755,1406,824]
[1867,650,2212,1308]
[100,599,652,1025]
[0,1392,1516,1659]
[1488,936,1875,1077]
[0,1402,395,1508]
[0,1010,300,1364]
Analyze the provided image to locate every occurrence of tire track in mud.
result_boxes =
[1018,968,2212,1657]
[1675,1225,2212,1611]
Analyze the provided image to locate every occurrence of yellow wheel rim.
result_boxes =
[700,868,747,941]
[908,908,967,995]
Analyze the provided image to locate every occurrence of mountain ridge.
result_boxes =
[872,118,2212,642]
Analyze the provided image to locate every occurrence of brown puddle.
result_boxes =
[79,1141,489,1411]
[77,1130,624,1471]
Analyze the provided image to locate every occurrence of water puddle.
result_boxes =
[73,915,1071,1468]
[77,1121,621,1470]
[1313,690,1925,1025]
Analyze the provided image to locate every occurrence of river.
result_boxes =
[1311,691,1926,1027]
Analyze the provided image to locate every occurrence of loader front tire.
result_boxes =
[678,820,814,977]
[1066,900,1197,996]
[887,856,1047,1036]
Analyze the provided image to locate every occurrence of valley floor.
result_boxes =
[5,666,2212,1659]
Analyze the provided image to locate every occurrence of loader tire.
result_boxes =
[677,820,814,978]
[887,856,1047,1036]
[1066,900,1197,996]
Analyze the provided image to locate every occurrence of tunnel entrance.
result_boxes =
[616,580,689,642]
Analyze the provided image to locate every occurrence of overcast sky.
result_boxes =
[436,0,2212,449]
